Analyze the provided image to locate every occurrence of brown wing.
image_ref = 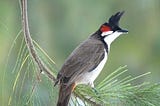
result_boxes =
[56,38,105,85]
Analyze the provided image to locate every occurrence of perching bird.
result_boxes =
[54,11,128,106]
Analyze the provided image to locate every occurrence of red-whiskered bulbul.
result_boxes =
[55,11,128,106]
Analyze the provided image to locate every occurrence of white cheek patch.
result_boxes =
[104,31,121,46]
[101,31,113,36]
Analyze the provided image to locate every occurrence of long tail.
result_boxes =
[57,83,76,106]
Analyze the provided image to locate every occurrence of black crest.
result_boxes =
[108,11,124,26]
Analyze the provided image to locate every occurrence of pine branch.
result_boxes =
[74,90,101,106]
[73,66,160,106]
[20,0,56,82]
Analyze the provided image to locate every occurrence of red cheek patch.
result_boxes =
[100,25,111,32]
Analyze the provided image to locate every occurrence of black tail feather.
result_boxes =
[57,83,75,106]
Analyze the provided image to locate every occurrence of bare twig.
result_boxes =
[20,0,56,82]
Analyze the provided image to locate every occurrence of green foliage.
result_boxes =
[4,31,58,106]
[74,66,160,106]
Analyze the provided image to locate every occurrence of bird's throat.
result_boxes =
[104,32,121,46]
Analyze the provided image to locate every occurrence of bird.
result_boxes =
[54,11,128,106]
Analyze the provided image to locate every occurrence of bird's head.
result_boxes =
[99,11,128,45]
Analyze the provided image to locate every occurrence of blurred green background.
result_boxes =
[0,0,160,105]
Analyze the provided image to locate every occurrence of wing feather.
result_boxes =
[57,38,105,85]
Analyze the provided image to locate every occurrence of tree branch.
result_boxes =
[20,0,56,82]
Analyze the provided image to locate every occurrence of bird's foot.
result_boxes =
[89,82,100,97]
[92,87,101,98]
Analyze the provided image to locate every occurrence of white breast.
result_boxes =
[76,50,108,87]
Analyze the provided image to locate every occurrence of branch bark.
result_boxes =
[20,0,56,82]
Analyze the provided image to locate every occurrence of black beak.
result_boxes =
[117,29,128,34]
